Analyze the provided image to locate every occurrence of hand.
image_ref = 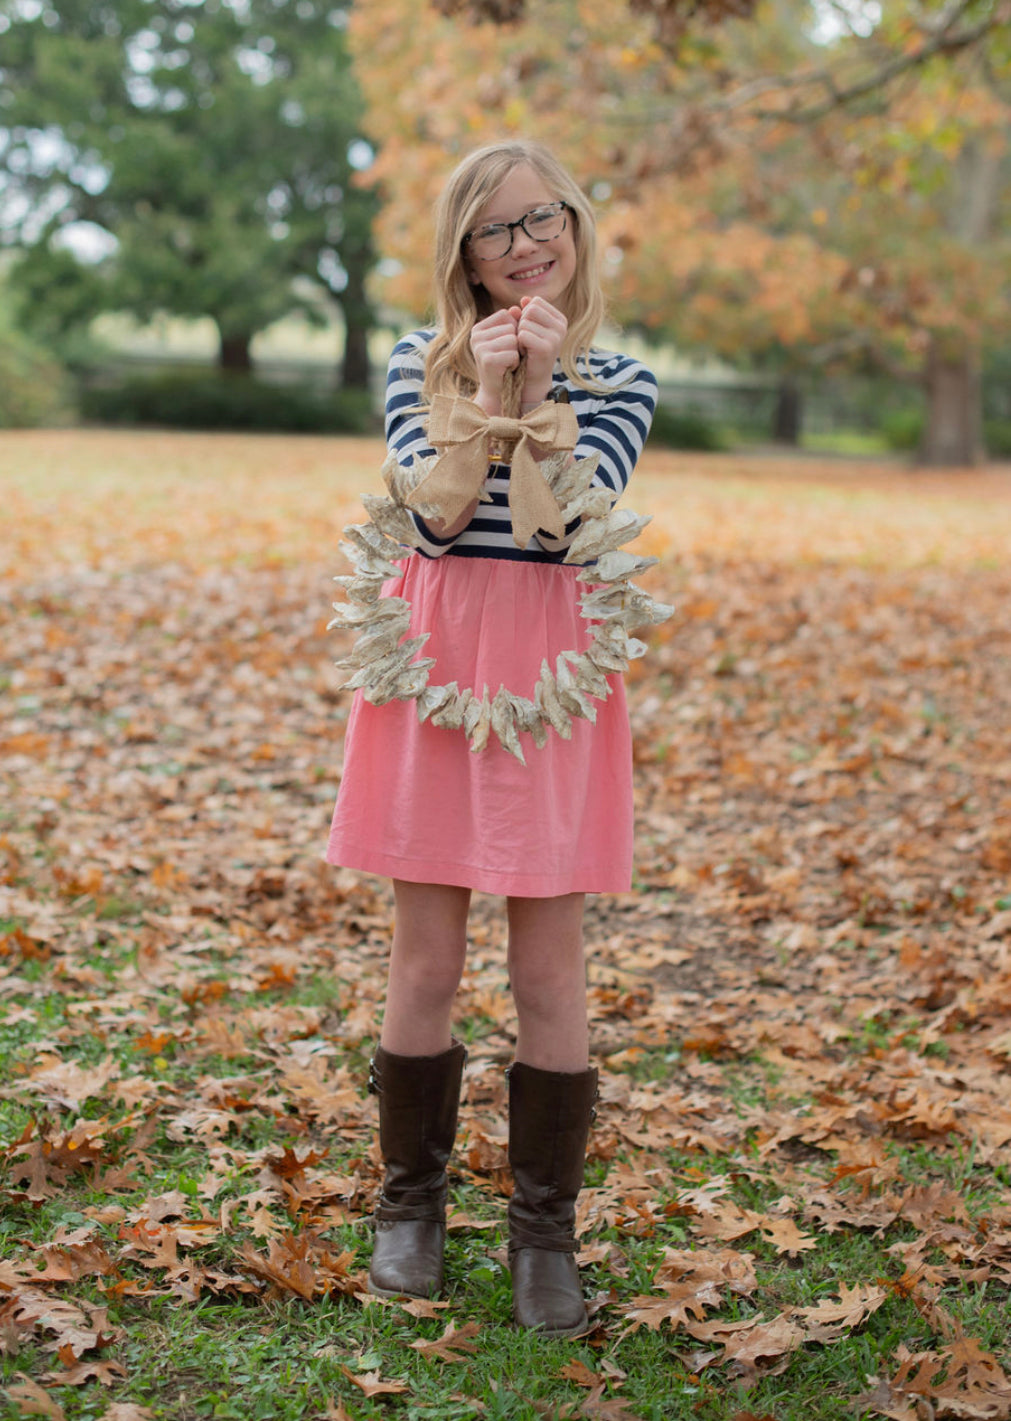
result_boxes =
[514,296,567,406]
[470,308,521,414]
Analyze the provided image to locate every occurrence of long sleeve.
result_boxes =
[535,356,658,554]
[382,332,658,563]
[384,330,468,559]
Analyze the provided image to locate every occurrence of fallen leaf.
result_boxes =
[339,1365,410,1397]
[409,1320,480,1362]
[40,1359,128,1387]
[6,1376,66,1419]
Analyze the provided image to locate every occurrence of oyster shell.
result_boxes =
[491,685,526,764]
[430,685,469,730]
[328,594,411,630]
[365,658,435,706]
[546,452,599,509]
[361,493,417,544]
[534,660,573,739]
[564,509,652,564]
[383,452,446,519]
[577,549,659,584]
[416,682,458,724]
[339,541,404,580]
[334,612,413,670]
[333,572,385,605]
[554,654,597,723]
[560,487,615,524]
[344,521,406,563]
[344,635,431,692]
[465,688,493,754]
[560,648,612,701]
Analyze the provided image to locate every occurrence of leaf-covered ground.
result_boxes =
[2,430,1011,1421]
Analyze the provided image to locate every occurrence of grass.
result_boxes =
[3,431,1011,1419]
[4,1096,1009,1420]
[800,430,892,457]
[2,927,1008,1421]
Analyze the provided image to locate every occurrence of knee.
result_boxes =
[393,933,467,1005]
[509,949,585,1021]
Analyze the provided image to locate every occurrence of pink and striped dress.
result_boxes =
[326,330,657,898]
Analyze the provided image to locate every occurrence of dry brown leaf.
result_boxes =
[40,1359,128,1387]
[409,1320,480,1362]
[6,1376,67,1420]
[321,1400,357,1421]
[339,1365,410,1397]
[560,1359,605,1388]
[397,1297,453,1319]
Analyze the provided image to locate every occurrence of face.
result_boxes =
[464,163,578,314]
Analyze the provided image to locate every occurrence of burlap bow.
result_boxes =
[406,393,579,549]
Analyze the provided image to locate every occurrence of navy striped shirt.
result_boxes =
[385,329,658,563]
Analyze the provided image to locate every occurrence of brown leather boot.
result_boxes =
[507,1060,598,1336]
[367,1039,466,1298]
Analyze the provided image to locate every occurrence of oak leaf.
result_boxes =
[410,1320,480,1362]
[339,1365,410,1396]
[560,1360,604,1387]
[758,1216,817,1256]
[397,1297,452,1319]
[41,1359,128,1387]
[6,1376,66,1419]
[689,1313,806,1374]
[794,1282,888,1341]
[239,1236,316,1300]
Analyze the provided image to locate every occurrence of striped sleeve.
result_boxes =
[383,330,461,558]
[573,354,658,497]
[385,329,436,467]
[534,353,657,554]
[380,334,658,563]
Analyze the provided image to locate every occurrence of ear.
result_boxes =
[467,268,482,286]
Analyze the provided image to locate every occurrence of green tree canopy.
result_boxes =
[0,0,378,381]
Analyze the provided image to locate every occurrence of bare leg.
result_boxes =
[380,880,471,1056]
[506,893,588,1072]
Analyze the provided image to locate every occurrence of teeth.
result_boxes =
[512,263,552,280]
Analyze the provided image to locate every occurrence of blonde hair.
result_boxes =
[422,141,607,400]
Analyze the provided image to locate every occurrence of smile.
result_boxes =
[509,261,554,282]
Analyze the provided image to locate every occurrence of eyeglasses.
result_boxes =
[464,201,570,262]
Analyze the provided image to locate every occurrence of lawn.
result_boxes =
[2,430,1011,1421]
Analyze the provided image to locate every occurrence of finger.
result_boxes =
[518,302,566,334]
[473,310,518,336]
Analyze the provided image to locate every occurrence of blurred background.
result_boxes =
[1,0,1008,466]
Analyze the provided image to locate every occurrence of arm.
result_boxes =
[385,332,471,556]
[534,357,659,554]
[578,358,659,498]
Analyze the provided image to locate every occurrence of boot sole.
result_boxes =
[512,1309,590,1338]
[367,1272,442,1300]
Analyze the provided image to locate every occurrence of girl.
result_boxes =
[326,140,657,1335]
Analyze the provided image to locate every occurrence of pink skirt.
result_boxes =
[325,554,633,897]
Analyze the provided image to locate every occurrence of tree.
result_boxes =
[346,0,1011,462]
[0,0,379,383]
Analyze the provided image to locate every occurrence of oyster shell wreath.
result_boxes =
[329,446,675,765]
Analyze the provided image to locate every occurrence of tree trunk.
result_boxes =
[916,140,1002,468]
[340,306,371,391]
[218,332,253,372]
[772,378,802,445]
[335,228,375,392]
[919,338,984,467]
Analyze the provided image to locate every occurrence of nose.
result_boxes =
[510,222,540,257]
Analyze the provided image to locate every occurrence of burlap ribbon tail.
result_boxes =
[405,393,579,549]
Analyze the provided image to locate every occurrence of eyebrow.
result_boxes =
[473,200,556,227]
